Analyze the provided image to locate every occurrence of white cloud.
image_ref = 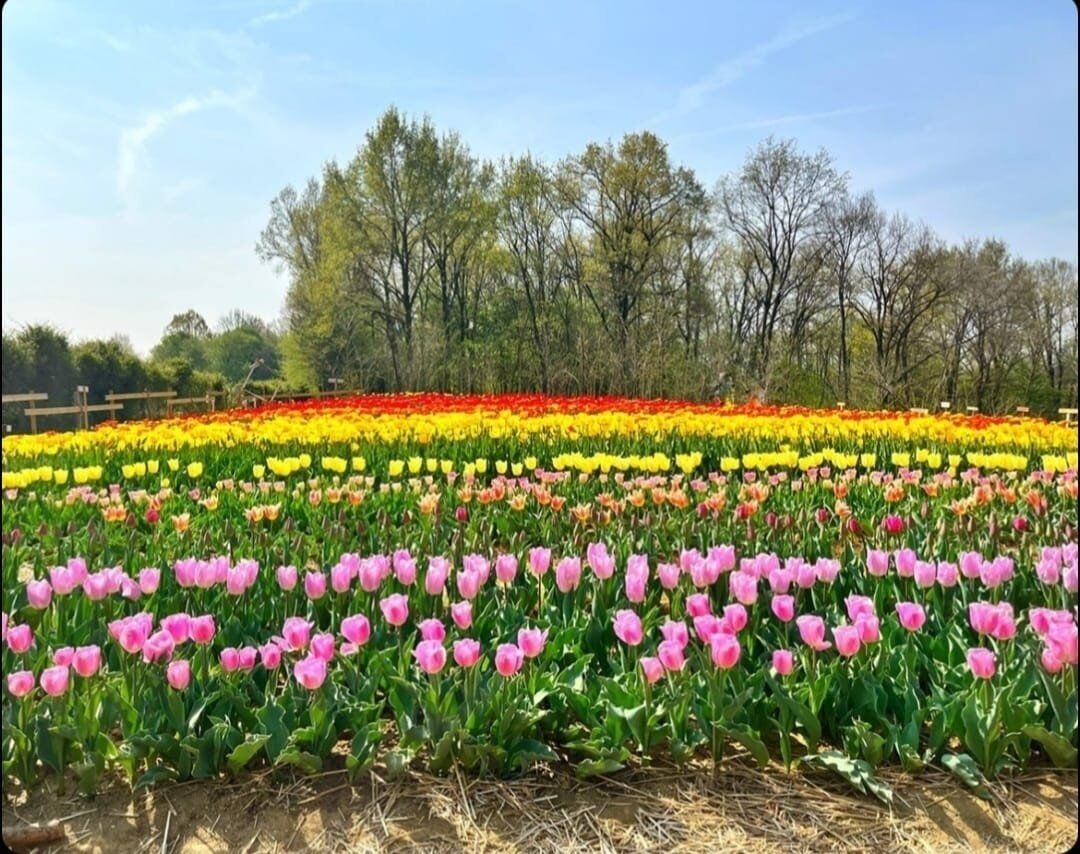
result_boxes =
[250,0,312,27]
[674,105,879,142]
[658,13,854,123]
[116,87,255,206]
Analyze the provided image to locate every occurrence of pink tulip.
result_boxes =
[167,660,191,690]
[894,548,917,578]
[359,559,384,592]
[413,639,447,674]
[833,625,861,658]
[174,558,197,588]
[729,570,759,605]
[495,553,518,585]
[913,560,937,588]
[966,647,996,679]
[796,615,831,651]
[793,561,817,589]
[161,613,192,644]
[190,615,216,645]
[494,643,525,677]
[895,602,926,632]
[710,634,741,669]
[40,665,70,697]
[238,646,258,670]
[640,656,664,684]
[139,567,161,595]
[341,614,371,646]
[685,593,711,618]
[304,571,327,600]
[1041,647,1063,673]
[1046,623,1078,665]
[528,547,552,577]
[26,579,52,610]
[1028,608,1053,636]
[723,603,748,634]
[657,562,680,589]
[121,578,142,601]
[380,593,409,627]
[968,602,999,636]
[393,550,417,586]
[768,566,793,593]
[278,618,312,652]
[49,565,79,595]
[69,645,100,677]
[450,601,473,630]
[310,633,336,661]
[260,642,282,669]
[294,655,328,690]
[586,543,615,580]
[1063,564,1078,593]
[463,554,490,585]
[693,614,724,644]
[613,609,644,646]
[625,554,649,603]
[660,619,689,649]
[425,556,450,595]
[771,594,795,623]
[276,564,298,590]
[865,548,889,576]
[220,647,241,672]
[517,627,548,658]
[936,561,959,587]
[855,614,881,644]
[330,563,353,594]
[959,551,984,579]
[457,568,482,600]
[710,545,737,573]
[772,649,794,676]
[980,556,1015,589]
[844,595,874,622]
[83,573,110,601]
[118,621,151,656]
[7,670,35,697]
[556,556,583,593]
[419,619,446,643]
[53,646,74,666]
[453,638,481,668]
[657,640,685,671]
[881,515,905,535]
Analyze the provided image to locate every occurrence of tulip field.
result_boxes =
[2,394,1078,802]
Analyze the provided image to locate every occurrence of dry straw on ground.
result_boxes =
[3,759,1077,853]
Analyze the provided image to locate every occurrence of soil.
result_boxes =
[2,760,1077,853]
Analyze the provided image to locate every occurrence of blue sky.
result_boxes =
[3,0,1076,353]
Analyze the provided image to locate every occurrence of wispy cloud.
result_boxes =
[674,104,879,142]
[250,0,312,27]
[655,13,854,124]
[116,88,256,206]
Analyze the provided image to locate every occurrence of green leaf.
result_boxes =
[803,750,893,805]
[257,700,290,762]
[226,734,270,773]
[940,753,991,799]
[274,749,322,775]
[576,757,625,777]
[135,765,179,789]
[729,727,770,769]
[766,675,821,751]
[1022,726,1078,768]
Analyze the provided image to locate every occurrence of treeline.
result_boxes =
[1,310,282,430]
[255,107,1078,413]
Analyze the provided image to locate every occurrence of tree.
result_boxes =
[852,212,948,406]
[558,131,705,393]
[717,138,846,394]
[822,192,876,401]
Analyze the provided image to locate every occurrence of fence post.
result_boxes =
[28,390,38,434]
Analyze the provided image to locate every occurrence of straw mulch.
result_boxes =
[3,759,1076,853]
